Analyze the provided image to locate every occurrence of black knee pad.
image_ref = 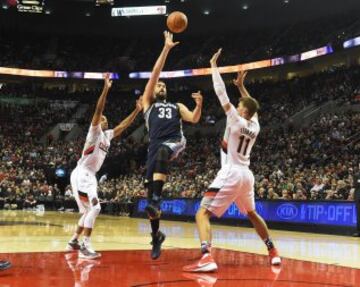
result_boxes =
[154,146,172,175]
[147,186,161,209]
[145,180,153,192]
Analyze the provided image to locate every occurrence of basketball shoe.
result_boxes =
[269,247,281,265]
[150,231,166,260]
[66,239,81,252]
[79,243,101,259]
[183,253,218,272]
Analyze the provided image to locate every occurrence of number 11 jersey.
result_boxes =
[224,105,260,167]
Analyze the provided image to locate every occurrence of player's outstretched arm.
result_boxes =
[233,70,251,98]
[233,70,258,119]
[142,31,179,112]
[178,91,203,124]
[210,48,231,113]
[91,73,112,126]
[113,97,143,138]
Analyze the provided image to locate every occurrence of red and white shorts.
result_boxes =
[200,165,255,217]
[70,165,99,213]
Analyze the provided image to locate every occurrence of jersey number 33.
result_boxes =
[158,107,172,119]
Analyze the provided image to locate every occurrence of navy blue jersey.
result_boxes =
[144,101,183,145]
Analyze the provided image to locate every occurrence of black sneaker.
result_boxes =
[145,204,161,219]
[150,231,166,260]
[66,239,81,251]
[0,260,11,271]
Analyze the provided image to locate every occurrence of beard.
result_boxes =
[155,91,167,101]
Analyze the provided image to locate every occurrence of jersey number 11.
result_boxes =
[237,135,250,156]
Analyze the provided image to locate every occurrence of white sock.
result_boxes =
[83,236,91,247]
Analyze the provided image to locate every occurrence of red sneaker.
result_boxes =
[269,248,281,265]
[183,253,218,273]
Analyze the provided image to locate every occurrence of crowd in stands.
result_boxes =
[252,112,359,201]
[0,14,359,73]
[1,63,360,215]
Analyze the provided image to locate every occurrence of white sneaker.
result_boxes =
[79,243,101,259]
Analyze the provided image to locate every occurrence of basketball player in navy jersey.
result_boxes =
[142,31,203,259]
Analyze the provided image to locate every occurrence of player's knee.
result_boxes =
[196,208,210,221]
[91,198,99,206]
[247,210,257,220]
[94,205,101,215]
[90,199,101,215]
[157,146,172,161]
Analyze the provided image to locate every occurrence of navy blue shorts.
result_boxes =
[145,137,186,181]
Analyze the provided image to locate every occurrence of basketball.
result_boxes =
[167,11,188,33]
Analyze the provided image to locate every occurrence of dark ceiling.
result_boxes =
[0,0,359,37]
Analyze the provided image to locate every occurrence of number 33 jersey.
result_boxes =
[224,105,260,167]
[144,101,184,145]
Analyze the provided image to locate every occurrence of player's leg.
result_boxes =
[145,177,165,260]
[67,211,87,251]
[76,172,101,259]
[79,197,101,259]
[146,145,172,219]
[235,169,281,265]
[247,211,281,265]
[67,168,86,251]
[145,146,172,259]
[184,167,238,272]
[146,139,186,259]
[196,207,213,254]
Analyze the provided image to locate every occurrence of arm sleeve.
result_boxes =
[225,105,247,128]
[211,67,230,106]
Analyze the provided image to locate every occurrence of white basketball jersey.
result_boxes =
[77,124,114,173]
[225,105,260,166]
[220,119,230,167]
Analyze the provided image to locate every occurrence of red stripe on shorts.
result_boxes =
[204,191,217,197]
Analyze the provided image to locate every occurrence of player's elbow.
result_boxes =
[191,116,200,124]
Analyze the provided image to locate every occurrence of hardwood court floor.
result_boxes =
[0,211,359,286]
